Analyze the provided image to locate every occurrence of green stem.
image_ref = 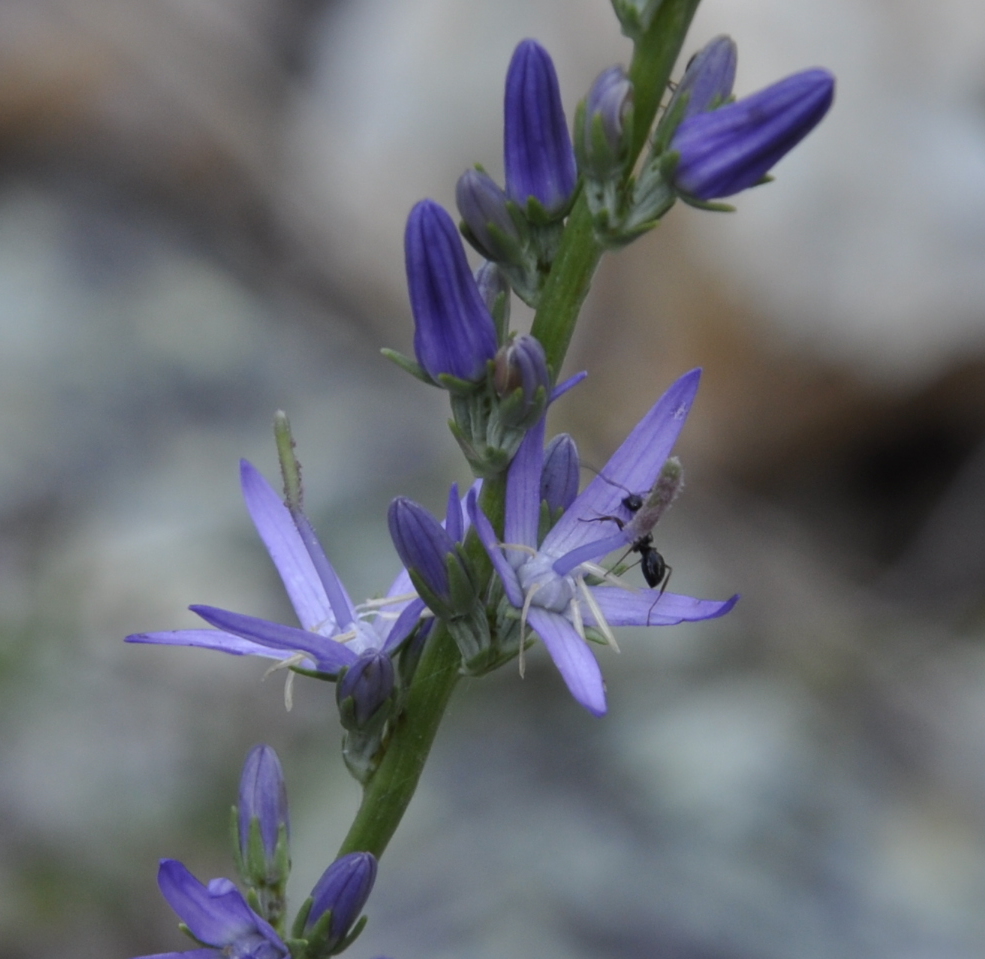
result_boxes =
[336,620,460,858]
[531,0,702,375]
[336,477,506,858]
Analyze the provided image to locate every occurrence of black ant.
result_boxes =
[581,459,682,593]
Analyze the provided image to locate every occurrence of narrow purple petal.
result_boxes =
[157,860,253,946]
[505,414,545,549]
[382,597,427,653]
[190,606,356,673]
[467,489,524,607]
[544,369,701,556]
[290,511,357,630]
[445,483,464,544]
[586,587,739,626]
[526,607,606,716]
[240,461,333,634]
[125,629,313,666]
[551,531,629,578]
[550,370,587,402]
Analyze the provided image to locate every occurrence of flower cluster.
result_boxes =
[127,17,833,959]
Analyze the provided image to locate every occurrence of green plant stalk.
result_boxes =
[531,0,702,375]
[336,477,504,858]
[337,0,701,860]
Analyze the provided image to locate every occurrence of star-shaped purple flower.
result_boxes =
[134,859,288,959]
[126,460,424,675]
[469,369,737,716]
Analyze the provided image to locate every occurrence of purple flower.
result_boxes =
[126,460,424,675]
[671,68,835,200]
[387,484,476,620]
[133,859,288,959]
[304,853,378,954]
[540,433,580,514]
[672,35,737,120]
[504,40,577,215]
[456,169,521,263]
[577,65,633,180]
[469,369,738,715]
[492,334,551,427]
[405,199,499,383]
[238,745,288,865]
[337,649,396,729]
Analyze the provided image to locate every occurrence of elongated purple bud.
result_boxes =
[504,40,577,215]
[671,68,834,200]
[541,433,580,512]
[238,745,289,863]
[388,496,477,619]
[405,199,498,382]
[305,852,377,952]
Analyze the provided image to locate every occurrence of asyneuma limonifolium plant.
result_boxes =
[127,2,834,955]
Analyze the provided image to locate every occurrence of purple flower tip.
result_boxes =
[306,852,378,948]
[405,199,498,382]
[671,67,835,199]
[504,39,577,214]
[238,745,289,861]
[674,35,737,120]
[337,650,395,728]
[388,496,456,603]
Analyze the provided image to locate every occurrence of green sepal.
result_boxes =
[380,348,434,385]
[285,939,309,959]
[435,370,485,396]
[287,664,338,682]
[291,897,314,940]
[334,914,369,955]
[677,193,735,213]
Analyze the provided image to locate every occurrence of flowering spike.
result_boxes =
[303,853,378,955]
[670,68,835,200]
[504,40,577,216]
[405,199,498,384]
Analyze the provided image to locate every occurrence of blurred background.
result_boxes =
[2,0,985,956]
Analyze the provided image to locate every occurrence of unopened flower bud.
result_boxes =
[235,745,290,927]
[456,169,522,263]
[238,745,289,864]
[302,853,377,955]
[493,334,550,428]
[670,68,834,200]
[337,650,395,731]
[577,66,633,181]
[405,199,498,384]
[388,497,476,618]
[671,35,737,120]
[504,40,577,216]
[541,433,580,513]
